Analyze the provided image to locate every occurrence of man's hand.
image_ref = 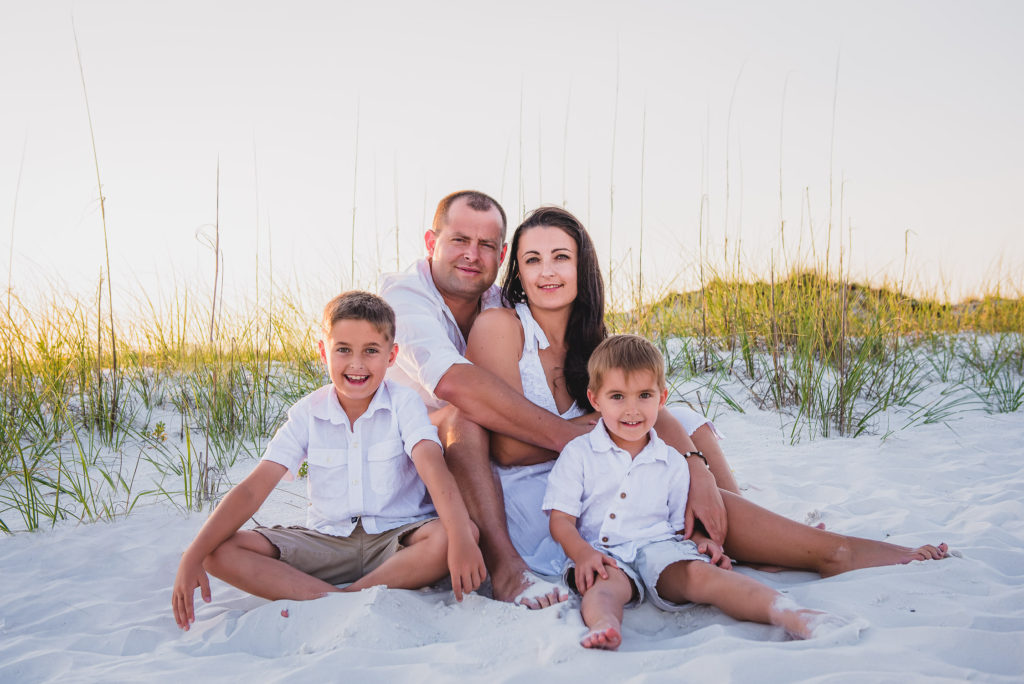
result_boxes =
[572,547,618,594]
[172,554,212,631]
[684,465,728,546]
[447,532,487,602]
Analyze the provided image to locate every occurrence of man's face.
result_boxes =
[425,198,507,301]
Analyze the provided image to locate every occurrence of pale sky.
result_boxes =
[2,0,1022,315]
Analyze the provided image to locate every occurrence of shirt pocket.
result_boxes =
[366,439,407,495]
[305,448,348,513]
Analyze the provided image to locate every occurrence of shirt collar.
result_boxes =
[587,418,668,464]
[311,380,393,426]
[415,257,504,312]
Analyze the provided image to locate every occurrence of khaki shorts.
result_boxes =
[255,518,436,586]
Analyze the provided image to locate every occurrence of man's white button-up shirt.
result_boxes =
[542,419,691,562]
[262,379,441,537]
[380,258,503,409]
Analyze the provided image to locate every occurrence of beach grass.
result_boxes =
[2,261,1021,532]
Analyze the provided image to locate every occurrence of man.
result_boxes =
[381,191,730,607]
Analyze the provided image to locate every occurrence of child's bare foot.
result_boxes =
[770,598,848,640]
[908,543,948,561]
[581,621,622,650]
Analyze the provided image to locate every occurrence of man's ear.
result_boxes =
[424,229,437,258]
[388,343,398,367]
[499,242,508,264]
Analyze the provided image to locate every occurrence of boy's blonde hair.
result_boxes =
[322,291,396,341]
[587,334,666,392]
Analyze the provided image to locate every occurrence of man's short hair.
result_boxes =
[432,190,508,242]
[322,291,396,341]
[587,334,666,392]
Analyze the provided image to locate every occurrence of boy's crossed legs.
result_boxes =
[203,518,461,602]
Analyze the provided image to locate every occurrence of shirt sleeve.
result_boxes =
[664,446,692,532]
[390,382,442,455]
[261,396,312,481]
[382,272,471,395]
[542,438,587,517]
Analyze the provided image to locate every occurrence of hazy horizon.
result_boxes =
[2,0,1023,315]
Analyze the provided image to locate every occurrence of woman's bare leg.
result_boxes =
[720,491,947,577]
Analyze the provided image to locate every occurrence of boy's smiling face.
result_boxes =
[587,368,668,456]
[319,318,397,417]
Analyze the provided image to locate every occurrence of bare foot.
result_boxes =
[581,621,622,650]
[770,598,847,640]
[822,540,949,577]
[512,572,568,610]
[908,543,949,561]
[491,565,567,609]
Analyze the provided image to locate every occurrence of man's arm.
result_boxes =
[435,363,586,462]
[453,308,590,462]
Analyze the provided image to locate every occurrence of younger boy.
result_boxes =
[172,291,485,631]
[543,335,839,650]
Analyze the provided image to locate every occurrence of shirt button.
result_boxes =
[602,536,609,543]
[620,492,627,499]
[609,513,616,519]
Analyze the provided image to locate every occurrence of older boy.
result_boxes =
[544,335,838,650]
[172,292,484,631]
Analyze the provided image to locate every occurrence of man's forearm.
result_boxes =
[435,364,584,452]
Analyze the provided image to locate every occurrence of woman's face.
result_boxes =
[515,225,578,312]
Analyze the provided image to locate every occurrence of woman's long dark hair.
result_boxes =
[501,207,606,412]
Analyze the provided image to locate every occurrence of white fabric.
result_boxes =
[561,536,709,611]
[666,404,721,439]
[261,379,441,537]
[542,420,691,563]
[632,536,711,611]
[380,259,503,409]
[494,305,584,576]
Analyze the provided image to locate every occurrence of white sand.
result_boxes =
[2,404,1023,682]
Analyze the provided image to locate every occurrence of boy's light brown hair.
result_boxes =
[322,291,396,341]
[587,334,666,392]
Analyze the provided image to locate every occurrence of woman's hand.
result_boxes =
[684,465,728,546]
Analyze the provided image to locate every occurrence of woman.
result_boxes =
[465,206,947,578]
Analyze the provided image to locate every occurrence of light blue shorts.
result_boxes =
[563,536,711,612]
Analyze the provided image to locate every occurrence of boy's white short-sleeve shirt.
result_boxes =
[542,419,691,563]
[262,379,441,537]
[380,259,503,409]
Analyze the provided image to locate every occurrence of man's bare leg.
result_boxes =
[431,405,566,607]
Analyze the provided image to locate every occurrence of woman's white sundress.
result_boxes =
[496,303,719,576]
[495,303,584,576]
